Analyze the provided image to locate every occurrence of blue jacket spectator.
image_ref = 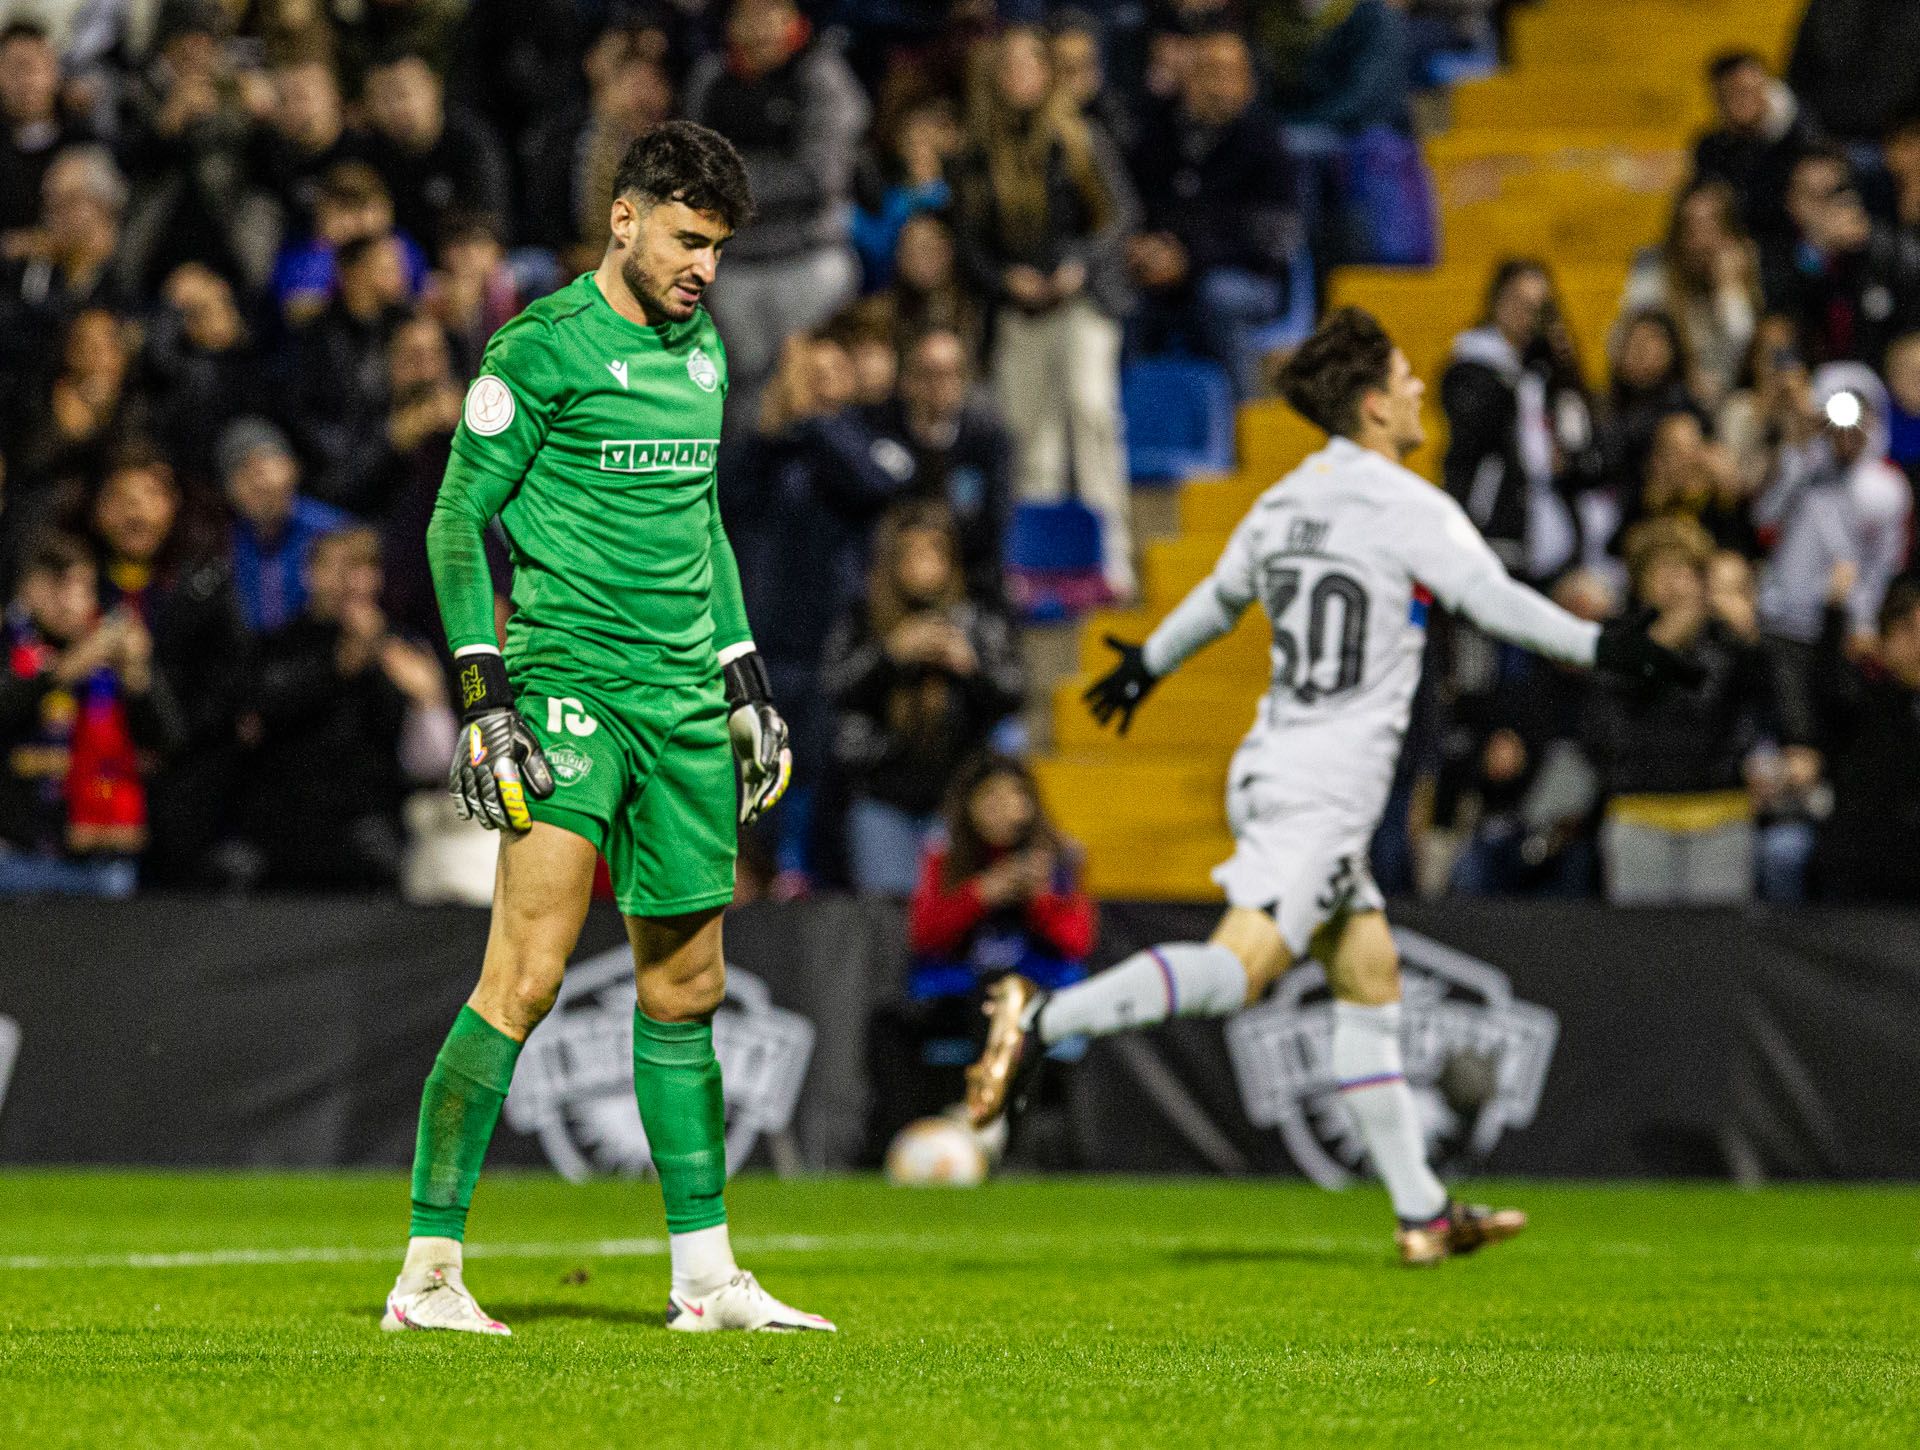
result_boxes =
[218,418,352,636]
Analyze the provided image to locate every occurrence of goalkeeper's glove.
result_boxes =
[1083,635,1159,735]
[724,648,792,825]
[448,652,554,832]
[1593,610,1708,690]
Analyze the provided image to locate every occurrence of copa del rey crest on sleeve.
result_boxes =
[449,274,732,687]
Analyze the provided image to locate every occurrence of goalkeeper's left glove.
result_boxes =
[449,651,555,832]
[724,648,792,825]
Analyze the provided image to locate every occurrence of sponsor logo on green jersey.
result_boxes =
[687,346,720,393]
[599,439,720,473]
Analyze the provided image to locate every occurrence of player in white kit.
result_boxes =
[965,309,1700,1264]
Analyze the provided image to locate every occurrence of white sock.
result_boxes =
[1036,942,1248,1043]
[1331,1000,1449,1224]
[670,1223,738,1297]
[400,1235,462,1287]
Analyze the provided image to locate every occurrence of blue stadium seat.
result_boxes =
[1123,358,1236,485]
[1005,501,1107,622]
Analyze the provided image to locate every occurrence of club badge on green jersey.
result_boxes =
[687,346,719,393]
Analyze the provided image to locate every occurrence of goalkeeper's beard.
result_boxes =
[622,252,699,325]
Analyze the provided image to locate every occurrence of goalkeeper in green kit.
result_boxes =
[381,122,832,1335]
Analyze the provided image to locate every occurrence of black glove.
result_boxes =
[448,652,555,832]
[724,649,792,825]
[1083,635,1160,735]
[1593,611,1707,691]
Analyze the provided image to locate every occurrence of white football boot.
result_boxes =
[665,1270,836,1333]
[380,1265,512,1336]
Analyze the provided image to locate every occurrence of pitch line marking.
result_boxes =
[0,1231,1369,1273]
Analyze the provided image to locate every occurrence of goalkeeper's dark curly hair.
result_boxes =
[1276,306,1396,438]
[612,121,756,232]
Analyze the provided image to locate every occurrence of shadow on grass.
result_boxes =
[1162,1244,1379,1269]
[483,1302,667,1328]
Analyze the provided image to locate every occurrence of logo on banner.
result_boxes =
[0,1015,18,1117]
[503,947,813,1181]
[1224,928,1558,1188]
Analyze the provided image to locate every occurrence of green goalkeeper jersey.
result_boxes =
[428,273,750,688]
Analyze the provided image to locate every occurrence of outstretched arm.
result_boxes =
[1396,490,1598,666]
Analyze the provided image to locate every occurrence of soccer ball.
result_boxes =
[884,1116,990,1187]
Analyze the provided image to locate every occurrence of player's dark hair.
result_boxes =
[1707,49,1766,84]
[1878,575,1920,636]
[612,121,755,232]
[1277,306,1396,438]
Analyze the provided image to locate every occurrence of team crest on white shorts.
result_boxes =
[464,375,515,435]
[1225,928,1558,1187]
[687,346,719,393]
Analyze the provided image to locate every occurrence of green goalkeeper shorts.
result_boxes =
[511,670,737,917]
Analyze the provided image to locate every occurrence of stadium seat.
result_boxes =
[1122,357,1237,484]
[1005,500,1108,622]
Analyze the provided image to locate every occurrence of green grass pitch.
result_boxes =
[2,1172,1915,1448]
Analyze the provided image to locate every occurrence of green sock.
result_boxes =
[408,1006,523,1241]
[632,1010,728,1234]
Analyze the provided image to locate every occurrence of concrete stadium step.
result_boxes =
[1450,66,1712,134]
[1033,754,1235,832]
[1051,669,1264,751]
[1509,1,1801,69]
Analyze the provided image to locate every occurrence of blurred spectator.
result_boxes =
[1051,9,1137,155]
[826,302,899,408]
[78,440,247,885]
[1441,259,1598,581]
[249,49,371,241]
[361,49,510,255]
[1883,330,1920,485]
[1881,116,1920,235]
[0,20,93,239]
[268,161,425,328]
[1633,410,1759,559]
[329,0,468,96]
[821,500,1023,895]
[0,531,182,897]
[0,146,135,381]
[1448,567,1611,898]
[1586,516,1778,906]
[424,210,525,377]
[145,262,267,489]
[1127,29,1297,400]
[907,751,1095,981]
[378,313,481,650]
[1274,0,1414,136]
[1755,364,1913,739]
[1691,49,1818,246]
[233,526,455,890]
[684,0,869,423]
[218,416,350,635]
[1768,148,1920,370]
[1787,0,1920,144]
[1811,571,1920,902]
[285,230,413,514]
[1599,308,1697,510]
[850,96,958,290]
[117,1,277,292]
[865,327,1015,606]
[870,212,982,358]
[868,749,1094,1157]
[951,26,1138,598]
[1622,180,1760,407]
[519,18,673,267]
[11,307,146,500]
[1717,313,1814,497]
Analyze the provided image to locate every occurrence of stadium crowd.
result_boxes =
[0,0,1912,925]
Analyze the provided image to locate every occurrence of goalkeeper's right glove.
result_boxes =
[448,652,555,832]
[1083,635,1160,735]
[1593,610,1708,691]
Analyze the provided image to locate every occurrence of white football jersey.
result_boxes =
[1144,436,1599,820]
